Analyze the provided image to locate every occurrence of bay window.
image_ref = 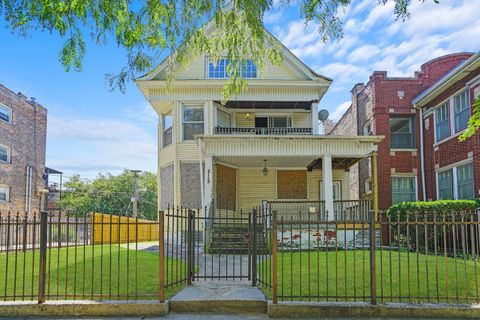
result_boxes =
[182,105,204,141]
[162,111,173,148]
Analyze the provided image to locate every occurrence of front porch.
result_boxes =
[196,134,383,221]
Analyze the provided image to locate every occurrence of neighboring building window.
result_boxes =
[0,104,12,124]
[208,58,257,79]
[162,111,173,148]
[363,120,372,135]
[217,108,232,128]
[391,176,416,204]
[0,144,10,163]
[0,185,8,202]
[437,169,454,200]
[457,163,474,199]
[453,90,470,133]
[182,105,204,141]
[390,116,415,149]
[364,177,372,194]
[435,102,450,141]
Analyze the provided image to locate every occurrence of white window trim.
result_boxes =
[0,184,9,202]
[436,159,474,200]
[391,175,418,203]
[0,144,10,163]
[216,106,234,127]
[181,103,206,142]
[205,56,258,79]
[0,103,12,125]
[452,89,470,133]
[390,116,415,149]
[433,87,471,145]
[161,111,173,149]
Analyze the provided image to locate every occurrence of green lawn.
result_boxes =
[261,250,480,303]
[0,244,186,301]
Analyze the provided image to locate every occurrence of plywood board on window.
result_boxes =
[216,164,236,210]
[277,170,307,199]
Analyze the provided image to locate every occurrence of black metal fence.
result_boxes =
[265,210,480,304]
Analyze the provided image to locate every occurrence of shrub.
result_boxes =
[387,200,478,217]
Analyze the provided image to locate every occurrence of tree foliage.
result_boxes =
[60,170,158,220]
[0,0,434,99]
[459,97,480,141]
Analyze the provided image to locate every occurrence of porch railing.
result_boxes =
[267,200,371,222]
[214,127,312,135]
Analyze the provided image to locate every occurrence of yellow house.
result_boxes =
[136,29,382,221]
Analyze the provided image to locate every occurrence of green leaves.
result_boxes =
[459,97,480,141]
[0,0,436,100]
[387,199,479,217]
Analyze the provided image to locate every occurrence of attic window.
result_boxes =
[207,57,257,79]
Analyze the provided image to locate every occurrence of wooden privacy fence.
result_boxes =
[92,213,159,244]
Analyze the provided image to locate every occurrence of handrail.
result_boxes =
[214,127,312,135]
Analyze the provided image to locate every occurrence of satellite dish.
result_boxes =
[318,109,329,121]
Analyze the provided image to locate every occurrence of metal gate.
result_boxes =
[162,206,272,285]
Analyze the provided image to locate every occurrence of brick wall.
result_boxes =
[422,67,480,200]
[332,53,473,209]
[0,84,47,214]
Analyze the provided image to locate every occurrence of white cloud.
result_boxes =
[348,44,381,63]
[330,101,351,122]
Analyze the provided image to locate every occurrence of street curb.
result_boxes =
[268,301,480,318]
[169,299,267,314]
[0,300,169,317]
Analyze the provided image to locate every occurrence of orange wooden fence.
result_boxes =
[91,213,159,244]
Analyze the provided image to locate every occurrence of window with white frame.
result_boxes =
[391,176,416,204]
[390,116,415,149]
[182,105,204,141]
[217,108,232,128]
[162,111,173,148]
[453,90,470,133]
[0,144,10,163]
[437,168,454,200]
[457,163,474,199]
[0,104,12,124]
[435,102,450,141]
[207,57,257,79]
[437,162,474,200]
[0,185,8,202]
[363,120,372,135]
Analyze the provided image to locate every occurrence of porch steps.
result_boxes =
[209,223,268,254]
[169,282,267,315]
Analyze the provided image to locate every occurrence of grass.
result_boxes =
[0,243,186,301]
[260,250,480,303]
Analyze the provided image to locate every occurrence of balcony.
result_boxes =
[214,127,312,135]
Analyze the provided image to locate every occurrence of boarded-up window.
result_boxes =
[277,170,307,199]
[216,164,236,210]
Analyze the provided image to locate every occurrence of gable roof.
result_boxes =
[136,14,331,83]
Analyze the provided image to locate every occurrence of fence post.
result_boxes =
[252,208,257,287]
[272,210,278,304]
[369,210,377,305]
[38,211,48,304]
[187,209,193,285]
[159,211,165,303]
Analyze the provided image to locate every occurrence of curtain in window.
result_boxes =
[457,163,474,199]
[183,106,204,140]
[438,169,454,200]
[391,177,416,204]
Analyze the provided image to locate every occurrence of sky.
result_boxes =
[0,0,479,180]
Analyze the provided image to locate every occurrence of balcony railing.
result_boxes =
[214,127,312,135]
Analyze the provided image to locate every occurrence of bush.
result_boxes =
[387,200,478,217]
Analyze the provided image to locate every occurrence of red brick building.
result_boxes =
[330,52,478,210]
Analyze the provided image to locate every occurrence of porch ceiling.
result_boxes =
[215,155,362,169]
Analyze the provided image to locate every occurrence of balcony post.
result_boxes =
[312,102,319,134]
[323,155,334,220]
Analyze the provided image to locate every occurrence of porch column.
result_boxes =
[204,156,214,216]
[371,152,379,222]
[323,155,334,220]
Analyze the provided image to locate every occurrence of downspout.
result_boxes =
[414,103,427,201]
